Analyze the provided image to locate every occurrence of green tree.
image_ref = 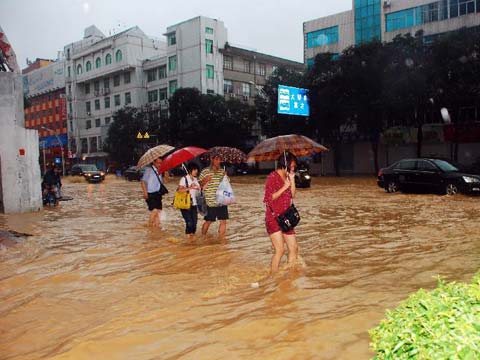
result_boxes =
[255,66,307,137]
[167,88,255,150]
[103,106,162,166]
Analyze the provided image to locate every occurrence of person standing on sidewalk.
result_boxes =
[198,154,228,236]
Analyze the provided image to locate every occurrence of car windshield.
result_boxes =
[81,165,98,171]
[431,159,459,172]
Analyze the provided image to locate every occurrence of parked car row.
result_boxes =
[378,158,480,195]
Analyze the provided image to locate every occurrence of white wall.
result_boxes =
[0,73,42,213]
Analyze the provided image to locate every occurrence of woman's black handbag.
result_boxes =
[276,204,300,232]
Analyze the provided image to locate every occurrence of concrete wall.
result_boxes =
[0,73,42,213]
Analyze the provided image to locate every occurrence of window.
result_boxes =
[89,137,98,152]
[68,66,71,77]
[113,75,120,87]
[85,83,90,94]
[258,63,266,76]
[385,8,416,32]
[169,80,177,96]
[224,56,233,70]
[206,39,213,54]
[81,138,88,153]
[104,96,110,109]
[95,99,100,110]
[244,60,251,73]
[124,72,131,84]
[306,26,339,48]
[115,50,122,62]
[148,89,158,103]
[105,117,111,125]
[147,69,157,82]
[159,88,168,100]
[86,101,91,113]
[114,94,120,106]
[169,55,177,72]
[205,27,214,34]
[206,65,214,79]
[77,64,83,75]
[125,92,131,105]
[168,34,176,46]
[98,136,103,151]
[95,57,101,69]
[417,160,436,171]
[86,120,92,129]
[224,80,233,94]
[395,160,416,170]
[104,78,110,89]
[354,0,381,44]
[105,53,112,65]
[242,83,251,97]
[207,89,215,95]
[159,65,167,79]
[94,81,100,92]
[95,118,101,127]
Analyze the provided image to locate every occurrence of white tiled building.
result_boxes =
[64,25,166,166]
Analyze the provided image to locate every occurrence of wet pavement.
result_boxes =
[1,175,479,359]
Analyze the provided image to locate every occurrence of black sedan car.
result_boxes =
[124,166,144,181]
[295,163,311,188]
[377,158,480,195]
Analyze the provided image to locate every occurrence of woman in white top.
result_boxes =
[177,163,201,236]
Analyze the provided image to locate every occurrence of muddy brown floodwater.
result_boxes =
[1,175,480,360]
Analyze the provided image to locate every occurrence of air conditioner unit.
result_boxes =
[383,0,391,8]
[86,111,91,116]
[94,90,100,97]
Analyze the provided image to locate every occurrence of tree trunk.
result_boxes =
[333,142,341,177]
[416,124,423,158]
[371,141,379,175]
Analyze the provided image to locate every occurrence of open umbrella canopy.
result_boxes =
[158,146,207,174]
[247,134,328,162]
[136,144,175,170]
[201,146,247,164]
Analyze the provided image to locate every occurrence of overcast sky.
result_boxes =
[1,0,352,68]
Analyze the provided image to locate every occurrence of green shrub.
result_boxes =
[370,272,480,359]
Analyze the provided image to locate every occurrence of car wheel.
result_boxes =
[445,183,459,195]
[386,181,399,193]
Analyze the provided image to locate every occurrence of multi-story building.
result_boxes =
[23,59,68,174]
[64,17,304,169]
[64,25,166,169]
[304,0,480,66]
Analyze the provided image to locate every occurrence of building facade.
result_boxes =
[64,25,166,169]
[23,59,68,174]
[61,17,304,169]
[304,0,480,65]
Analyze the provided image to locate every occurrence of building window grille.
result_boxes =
[95,57,101,69]
[206,39,214,54]
[206,65,214,79]
[105,53,112,65]
[169,55,177,72]
[115,50,123,62]
[224,56,233,70]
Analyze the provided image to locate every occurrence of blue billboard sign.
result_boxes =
[277,85,309,117]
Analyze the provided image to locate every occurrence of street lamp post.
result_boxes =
[41,126,66,176]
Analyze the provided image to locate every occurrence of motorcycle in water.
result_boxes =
[294,162,312,188]
[42,184,60,206]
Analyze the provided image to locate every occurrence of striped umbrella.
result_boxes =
[136,144,175,170]
[247,134,328,162]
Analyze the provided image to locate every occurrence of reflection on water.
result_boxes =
[1,175,480,359]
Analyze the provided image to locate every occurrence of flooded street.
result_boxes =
[1,175,480,360]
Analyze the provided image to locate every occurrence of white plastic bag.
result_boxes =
[215,176,236,205]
